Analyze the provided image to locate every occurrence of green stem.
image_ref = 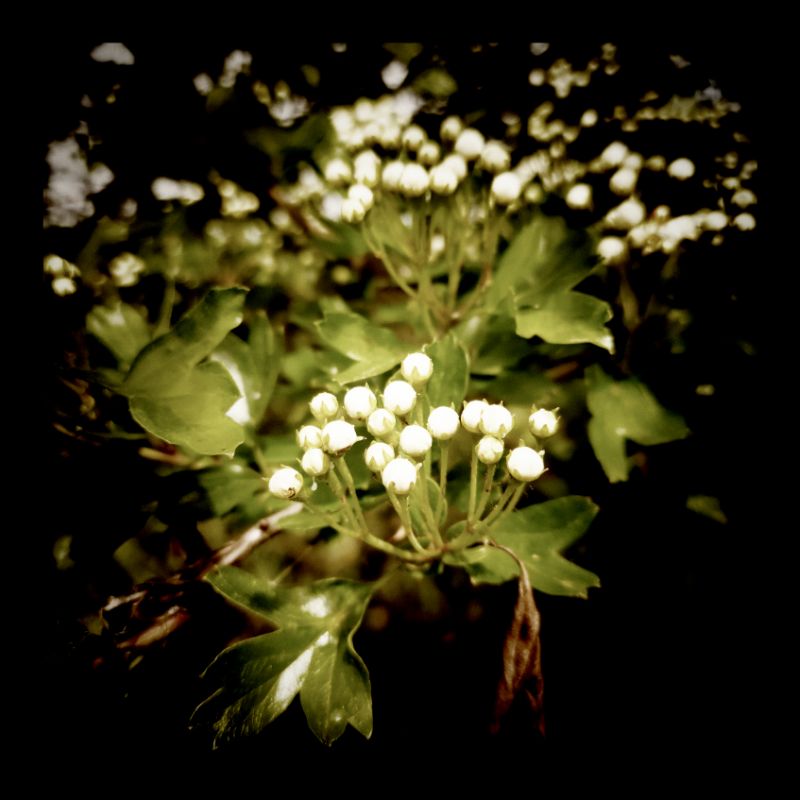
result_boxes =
[415,472,442,548]
[155,277,176,337]
[467,444,480,523]
[438,441,449,497]
[484,482,526,527]
[327,469,359,531]
[336,457,368,533]
[388,490,425,553]
[474,462,497,520]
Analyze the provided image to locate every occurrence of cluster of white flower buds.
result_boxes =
[269,352,563,511]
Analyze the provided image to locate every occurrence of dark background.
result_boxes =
[35,41,781,778]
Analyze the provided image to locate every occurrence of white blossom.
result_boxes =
[365,441,395,472]
[381,457,418,495]
[440,115,463,142]
[383,380,417,416]
[479,404,514,438]
[401,124,426,151]
[301,448,331,477]
[461,399,489,433]
[507,447,545,482]
[321,419,359,454]
[382,160,405,191]
[297,425,324,449]
[476,435,504,465]
[667,157,695,180]
[454,128,485,160]
[430,164,459,195]
[529,408,559,438]
[400,163,430,197]
[566,183,592,210]
[343,385,378,421]
[309,392,339,422]
[427,407,460,440]
[269,467,304,498]
[401,352,433,386]
[480,141,511,174]
[491,172,522,205]
[367,408,397,439]
[323,158,352,186]
[399,424,433,458]
[354,150,381,186]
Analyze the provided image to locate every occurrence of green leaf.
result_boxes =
[423,333,469,408]
[466,312,530,376]
[197,567,374,746]
[586,366,690,482]
[86,302,151,366]
[121,288,247,456]
[515,291,614,352]
[315,312,407,385]
[413,67,458,97]
[447,497,600,597]
[484,215,595,313]
[199,462,266,517]
[212,312,281,427]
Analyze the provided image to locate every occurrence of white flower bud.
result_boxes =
[427,406,460,440]
[365,441,395,472]
[667,157,695,180]
[343,385,378,421]
[441,154,468,181]
[297,424,324,449]
[606,197,646,230]
[348,183,374,210]
[383,380,417,415]
[401,352,433,386]
[381,456,418,495]
[476,435,504,465]
[599,141,628,167]
[321,419,359,454]
[454,128,485,160]
[401,124,426,151]
[301,447,331,477]
[323,158,352,186]
[491,172,522,205]
[399,424,433,458]
[341,197,367,223]
[702,211,728,231]
[430,164,459,195]
[309,392,339,422]
[733,213,756,231]
[479,141,511,174]
[480,404,514,438]
[52,276,77,296]
[507,447,545,482]
[354,150,381,186]
[382,160,405,191]
[461,399,489,433]
[609,167,638,196]
[269,467,304,499]
[566,183,593,210]
[378,123,402,149]
[400,163,430,197]
[367,408,397,438]
[597,236,628,264]
[580,109,598,127]
[418,140,441,166]
[528,408,559,438]
[440,115,464,142]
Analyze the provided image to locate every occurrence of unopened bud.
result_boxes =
[321,419,359,455]
[367,408,397,439]
[479,141,511,173]
[301,448,331,477]
[479,404,514,438]
[430,164,459,195]
[454,128,485,160]
[401,124,426,151]
[427,406,460,440]
[399,424,433,458]
[440,115,464,142]
[400,163,430,197]
[269,467,304,499]
[343,385,378,421]
[382,160,406,191]
[401,352,433,386]
[354,150,381,187]
[506,446,545,482]
[297,425,324,449]
[528,408,559,438]
[381,456,418,495]
[365,441,395,472]
[476,435,504,465]
[383,380,417,416]
[324,158,352,186]
[461,399,489,433]
[310,392,339,422]
[341,197,367,223]
[566,183,592,210]
[491,172,522,205]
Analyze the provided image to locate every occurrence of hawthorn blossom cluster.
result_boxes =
[268,352,561,509]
